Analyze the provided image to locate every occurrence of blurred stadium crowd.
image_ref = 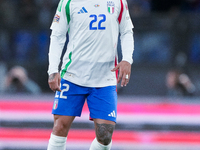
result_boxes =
[0,0,200,96]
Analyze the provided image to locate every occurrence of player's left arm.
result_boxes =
[112,0,134,87]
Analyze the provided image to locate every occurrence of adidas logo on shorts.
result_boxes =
[108,110,116,117]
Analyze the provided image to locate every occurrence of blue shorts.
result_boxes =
[52,78,117,122]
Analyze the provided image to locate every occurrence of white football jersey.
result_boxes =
[48,0,134,87]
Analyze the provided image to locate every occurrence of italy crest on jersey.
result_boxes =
[107,1,115,14]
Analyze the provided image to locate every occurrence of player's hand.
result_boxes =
[48,73,61,92]
[111,60,131,87]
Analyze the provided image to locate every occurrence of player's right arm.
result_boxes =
[112,0,134,87]
[47,0,69,92]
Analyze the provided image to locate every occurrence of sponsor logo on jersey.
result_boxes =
[53,14,60,23]
[94,4,100,7]
[107,1,115,14]
[53,99,58,110]
[78,7,88,14]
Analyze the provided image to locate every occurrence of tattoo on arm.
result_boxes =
[95,123,115,145]
[49,73,57,81]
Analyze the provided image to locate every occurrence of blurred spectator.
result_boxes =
[166,69,196,97]
[2,66,41,94]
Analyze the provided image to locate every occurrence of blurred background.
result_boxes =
[0,0,200,150]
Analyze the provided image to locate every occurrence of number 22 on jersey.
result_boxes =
[89,14,106,30]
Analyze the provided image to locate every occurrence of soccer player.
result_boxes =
[47,0,134,149]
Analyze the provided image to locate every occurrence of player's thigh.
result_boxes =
[87,86,117,122]
[52,115,75,137]
[52,78,88,116]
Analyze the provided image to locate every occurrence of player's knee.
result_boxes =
[52,116,70,136]
[95,123,115,145]
[53,123,68,136]
[97,134,111,145]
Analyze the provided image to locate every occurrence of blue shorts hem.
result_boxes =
[52,112,81,117]
[90,116,116,123]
